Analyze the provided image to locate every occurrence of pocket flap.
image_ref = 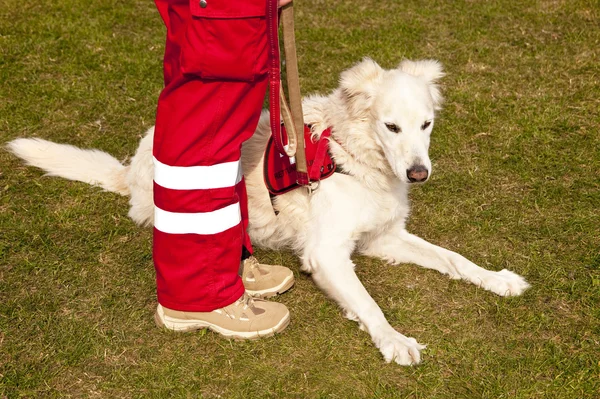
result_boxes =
[190,0,266,18]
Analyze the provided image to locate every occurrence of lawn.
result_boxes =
[1,0,599,397]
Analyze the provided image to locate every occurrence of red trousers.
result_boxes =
[153,0,269,311]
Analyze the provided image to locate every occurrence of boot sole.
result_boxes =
[154,305,290,340]
[246,274,295,299]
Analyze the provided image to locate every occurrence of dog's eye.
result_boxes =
[385,123,401,133]
[421,120,432,130]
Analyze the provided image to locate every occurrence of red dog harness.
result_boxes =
[264,125,336,195]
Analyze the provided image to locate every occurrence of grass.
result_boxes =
[1,0,599,397]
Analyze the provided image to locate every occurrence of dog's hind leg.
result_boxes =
[305,240,425,366]
[361,227,530,296]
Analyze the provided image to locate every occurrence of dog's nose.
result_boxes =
[406,165,429,182]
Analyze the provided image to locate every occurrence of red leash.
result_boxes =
[266,0,286,156]
[266,0,311,188]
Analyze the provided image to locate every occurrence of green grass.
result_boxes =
[1,0,599,397]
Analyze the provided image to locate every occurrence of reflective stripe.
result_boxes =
[154,203,241,235]
[153,157,242,190]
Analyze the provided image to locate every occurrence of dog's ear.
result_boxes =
[339,58,385,117]
[398,59,445,110]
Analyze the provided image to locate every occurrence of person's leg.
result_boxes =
[152,0,291,335]
[152,0,266,310]
[153,76,268,311]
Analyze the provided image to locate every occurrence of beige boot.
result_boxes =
[242,256,295,298]
[155,292,290,339]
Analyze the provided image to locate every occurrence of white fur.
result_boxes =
[6,138,130,195]
[7,58,530,365]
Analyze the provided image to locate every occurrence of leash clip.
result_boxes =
[306,180,320,195]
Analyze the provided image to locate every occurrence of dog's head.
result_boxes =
[340,58,444,184]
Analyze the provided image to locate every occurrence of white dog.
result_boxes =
[7,58,530,365]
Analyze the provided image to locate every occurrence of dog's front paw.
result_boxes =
[482,269,530,296]
[374,329,425,366]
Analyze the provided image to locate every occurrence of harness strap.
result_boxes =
[308,129,332,180]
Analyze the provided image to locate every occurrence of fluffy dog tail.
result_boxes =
[6,138,130,195]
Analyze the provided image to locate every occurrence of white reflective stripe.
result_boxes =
[154,203,241,235]
[153,157,242,190]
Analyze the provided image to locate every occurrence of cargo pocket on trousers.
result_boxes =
[180,2,268,82]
